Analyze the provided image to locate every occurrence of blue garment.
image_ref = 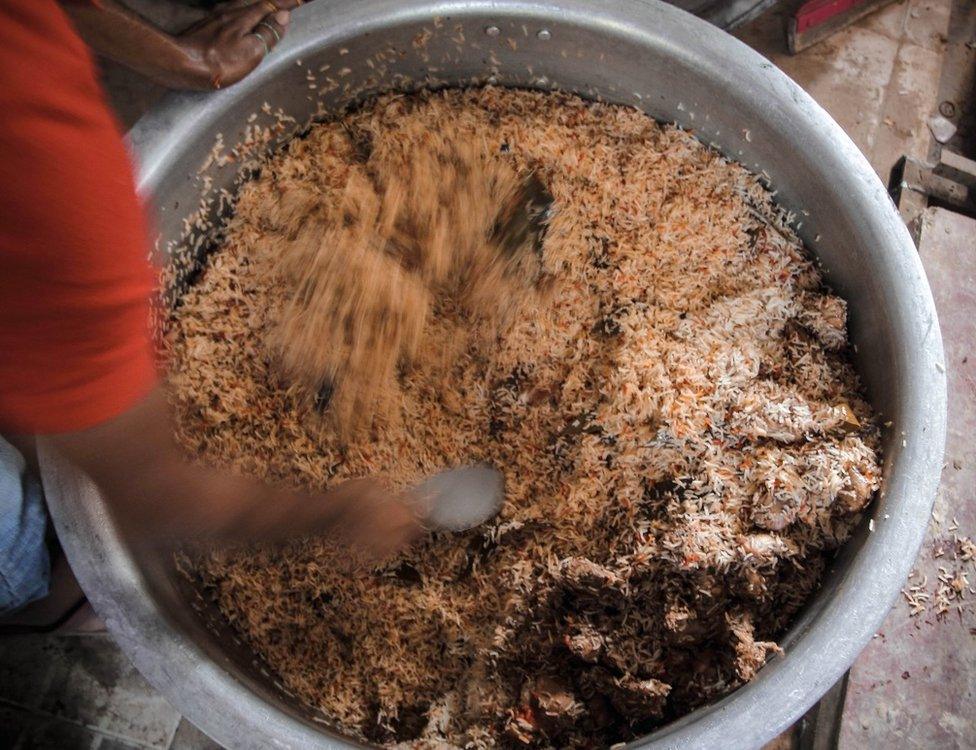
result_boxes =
[0,437,50,614]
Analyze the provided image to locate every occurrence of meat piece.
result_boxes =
[506,676,583,743]
[563,623,606,664]
[801,436,881,517]
[582,669,671,722]
[726,612,782,681]
[750,477,802,531]
[741,532,796,561]
[663,604,710,645]
[830,437,881,513]
[729,381,861,443]
[533,676,584,726]
[505,703,541,745]
[553,557,627,599]
[737,565,769,600]
[657,516,741,572]
[748,436,880,530]
[796,291,847,351]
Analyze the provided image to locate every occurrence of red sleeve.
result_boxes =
[0,0,158,434]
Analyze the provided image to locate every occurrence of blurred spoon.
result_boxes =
[413,464,504,532]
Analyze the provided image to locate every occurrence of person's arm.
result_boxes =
[0,0,419,558]
[61,0,298,90]
[49,387,418,554]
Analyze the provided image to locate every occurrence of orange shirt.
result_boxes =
[0,0,158,434]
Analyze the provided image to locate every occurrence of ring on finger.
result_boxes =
[260,0,277,12]
[251,30,272,56]
[256,20,281,43]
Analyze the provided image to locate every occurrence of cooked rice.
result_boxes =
[165,87,882,748]
[267,127,546,436]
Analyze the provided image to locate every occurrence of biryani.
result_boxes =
[165,87,882,748]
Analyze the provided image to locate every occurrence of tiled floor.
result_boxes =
[0,635,218,749]
[1,1,968,749]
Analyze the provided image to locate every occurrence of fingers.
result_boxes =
[213,0,252,10]
[253,14,289,47]
[237,11,289,72]
[241,30,270,65]
[215,0,301,12]
[181,1,289,41]
[227,1,288,37]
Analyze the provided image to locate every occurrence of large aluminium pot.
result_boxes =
[41,1,947,748]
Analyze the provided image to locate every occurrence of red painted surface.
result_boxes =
[794,0,872,33]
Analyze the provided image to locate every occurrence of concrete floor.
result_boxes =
[1,1,971,748]
[0,635,218,749]
[839,206,976,750]
[735,0,951,179]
